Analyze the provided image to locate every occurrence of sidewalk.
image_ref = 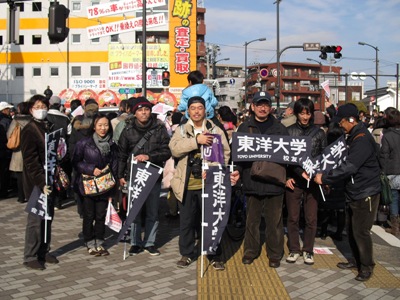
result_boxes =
[1,196,400,299]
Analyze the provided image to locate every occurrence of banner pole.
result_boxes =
[200,148,206,278]
[319,185,326,202]
[44,132,48,244]
[124,155,135,260]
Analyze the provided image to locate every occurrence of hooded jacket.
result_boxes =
[379,127,400,175]
[178,84,218,119]
[322,122,381,201]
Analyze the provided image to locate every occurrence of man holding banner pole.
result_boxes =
[21,95,58,270]
[169,96,238,270]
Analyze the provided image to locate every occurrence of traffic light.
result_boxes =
[48,2,69,43]
[162,71,170,86]
[319,45,342,60]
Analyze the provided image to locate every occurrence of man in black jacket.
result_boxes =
[118,97,171,256]
[315,103,381,282]
[236,91,288,268]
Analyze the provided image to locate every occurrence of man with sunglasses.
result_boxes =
[315,103,381,282]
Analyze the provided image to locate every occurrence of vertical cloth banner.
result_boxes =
[25,186,48,219]
[117,161,163,242]
[321,79,331,98]
[202,165,231,255]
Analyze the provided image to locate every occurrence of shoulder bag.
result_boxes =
[82,165,116,196]
[6,122,21,150]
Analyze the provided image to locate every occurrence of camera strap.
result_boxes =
[132,127,157,156]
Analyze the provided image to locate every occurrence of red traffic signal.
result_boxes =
[334,45,342,59]
[162,71,170,86]
[319,45,342,60]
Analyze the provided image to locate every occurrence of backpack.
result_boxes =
[6,123,21,150]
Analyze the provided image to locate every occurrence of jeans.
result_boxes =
[130,181,161,248]
[243,194,284,261]
[285,185,319,254]
[389,189,400,216]
[347,194,379,272]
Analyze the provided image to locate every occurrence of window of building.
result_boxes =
[50,67,59,77]
[72,34,81,44]
[15,67,24,77]
[71,66,81,76]
[72,2,81,11]
[91,66,101,76]
[32,35,41,45]
[91,1,100,5]
[91,37,100,44]
[18,36,24,45]
[33,67,41,77]
[32,2,42,11]
[110,34,119,43]
[0,36,3,45]
[15,3,24,12]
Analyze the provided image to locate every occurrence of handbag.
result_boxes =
[387,175,400,190]
[380,173,393,205]
[54,166,70,192]
[6,123,20,150]
[82,165,116,196]
[250,161,286,186]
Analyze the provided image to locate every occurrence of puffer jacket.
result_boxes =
[72,135,118,197]
[178,84,218,119]
[236,115,289,197]
[287,122,327,189]
[169,119,230,202]
[7,114,31,172]
[379,127,400,175]
[118,114,171,179]
[322,122,381,201]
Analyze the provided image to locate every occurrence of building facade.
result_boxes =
[0,0,206,107]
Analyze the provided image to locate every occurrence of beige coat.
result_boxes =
[169,119,230,202]
[7,115,31,172]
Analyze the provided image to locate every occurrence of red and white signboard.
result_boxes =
[87,0,166,19]
[87,13,166,39]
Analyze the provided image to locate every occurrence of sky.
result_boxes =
[203,0,400,91]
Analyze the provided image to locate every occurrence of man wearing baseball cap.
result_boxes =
[236,91,289,268]
[315,103,381,281]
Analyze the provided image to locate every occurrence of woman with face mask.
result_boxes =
[20,94,59,270]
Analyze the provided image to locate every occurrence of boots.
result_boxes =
[386,215,399,236]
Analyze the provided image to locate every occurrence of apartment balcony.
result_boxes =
[197,42,206,57]
[197,22,206,36]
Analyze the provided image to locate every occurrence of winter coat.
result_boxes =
[118,114,171,180]
[20,119,53,199]
[72,135,118,197]
[287,122,327,189]
[379,127,400,175]
[169,119,230,202]
[69,114,93,157]
[47,109,71,138]
[0,113,12,160]
[7,114,31,172]
[178,84,218,119]
[322,122,381,201]
[236,115,289,197]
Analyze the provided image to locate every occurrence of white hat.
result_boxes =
[0,102,13,111]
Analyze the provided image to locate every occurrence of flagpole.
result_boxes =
[124,155,136,260]
[200,148,206,278]
[44,132,49,244]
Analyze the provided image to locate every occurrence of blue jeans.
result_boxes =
[389,189,400,216]
[130,181,161,248]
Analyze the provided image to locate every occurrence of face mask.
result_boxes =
[32,109,48,120]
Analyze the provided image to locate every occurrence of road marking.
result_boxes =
[372,225,400,248]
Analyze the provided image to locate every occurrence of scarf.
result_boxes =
[93,133,111,156]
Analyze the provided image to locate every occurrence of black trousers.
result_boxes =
[82,196,108,245]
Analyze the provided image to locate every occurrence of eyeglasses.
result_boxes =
[254,103,270,108]
[32,106,47,110]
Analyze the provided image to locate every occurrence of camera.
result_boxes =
[189,155,202,179]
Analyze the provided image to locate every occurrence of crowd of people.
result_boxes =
[0,71,399,283]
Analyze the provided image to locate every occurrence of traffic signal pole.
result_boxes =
[142,0,147,98]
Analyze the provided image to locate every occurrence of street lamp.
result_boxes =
[213,57,230,79]
[244,37,266,104]
[307,58,322,66]
[358,41,379,107]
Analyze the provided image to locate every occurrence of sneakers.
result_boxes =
[96,246,110,256]
[144,246,160,256]
[23,260,45,270]
[286,252,301,263]
[87,247,101,256]
[128,245,143,256]
[303,252,314,265]
[176,256,192,268]
[211,260,225,271]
